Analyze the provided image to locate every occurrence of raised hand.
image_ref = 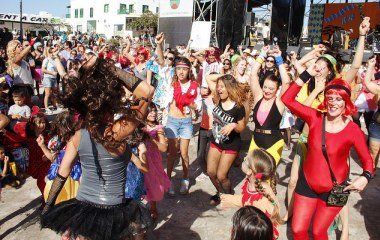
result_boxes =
[359,17,370,36]
[314,77,326,93]
[306,63,318,77]
[36,134,45,147]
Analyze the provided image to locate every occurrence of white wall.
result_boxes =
[68,0,158,38]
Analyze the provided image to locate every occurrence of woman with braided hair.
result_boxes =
[220,148,283,239]
[40,55,154,240]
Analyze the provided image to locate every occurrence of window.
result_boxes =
[80,8,83,18]
[142,5,149,13]
[75,9,78,18]
[66,5,71,18]
[156,7,159,13]
[104,4,109,13]
[90,8,94,18]
[129,4,134,13]
[114,24,123,32]
[119,4,127,14]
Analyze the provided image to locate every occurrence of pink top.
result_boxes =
[256,109,270,126]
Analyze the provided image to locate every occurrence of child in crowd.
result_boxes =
[143,103,170,220]
[37,111,82,204]
[8,89,31,122]
[231,206,274,240]
[0,145,9,200]
[221,148,283,239]
[125,127,149,201]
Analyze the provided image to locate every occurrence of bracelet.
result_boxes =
[359,34,366,37]
[299,70,312,83]
[259,50,267,58]
[256,56,264,65]
[275,56,284,66]
[361,171,374,182]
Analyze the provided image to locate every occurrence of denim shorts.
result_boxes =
[369,122,380,142]
[164,116,193,139]
[42,77,57,88]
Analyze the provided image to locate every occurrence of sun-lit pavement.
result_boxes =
[1,123,379,240]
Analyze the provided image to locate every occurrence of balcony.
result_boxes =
[66,14,71,18]
[118,9,128,14]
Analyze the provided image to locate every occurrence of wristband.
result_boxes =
[275,56,284,66]
[299,70,312,83]
[259,50,267,58]
[361,171,374,182]
[256,57,264,65]
[359,34,366,37]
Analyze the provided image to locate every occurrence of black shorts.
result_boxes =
[295,170,329,201]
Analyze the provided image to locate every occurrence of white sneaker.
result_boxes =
[55,106,64,113]
[45,109,53,115]
[168,180,175,196]
[179,178,190,195]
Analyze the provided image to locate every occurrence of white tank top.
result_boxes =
[12,60,34,85]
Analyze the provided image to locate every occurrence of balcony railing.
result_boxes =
[118,9,128,14]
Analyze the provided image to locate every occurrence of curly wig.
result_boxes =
[60,58,140,149]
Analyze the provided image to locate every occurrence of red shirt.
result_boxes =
[282,83,374,194]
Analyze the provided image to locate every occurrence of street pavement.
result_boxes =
[0,123,379,240]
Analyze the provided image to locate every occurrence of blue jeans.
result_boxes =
[164,116,193,139]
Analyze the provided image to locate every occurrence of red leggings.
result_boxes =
[292,193,342,240]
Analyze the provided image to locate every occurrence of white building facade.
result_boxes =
[67,0,158,38]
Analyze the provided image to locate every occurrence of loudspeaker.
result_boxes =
[216,0,245,50]
[245,12,255,26]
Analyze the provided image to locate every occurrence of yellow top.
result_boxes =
[296,83,324,109]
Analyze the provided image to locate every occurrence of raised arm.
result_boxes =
[249,47,269,102]
[192,50,206,63]
[273,46,291,96]
[14,45,32,64]
[281,65,319,125]
[344,17,371,84]
[206,73,223,95]
[363,58,380,94]
[154,33,165,67]
[220,43,231,60]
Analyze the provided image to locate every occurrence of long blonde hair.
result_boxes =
[6,40,21,76]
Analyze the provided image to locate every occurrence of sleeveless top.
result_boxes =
[13,60,34,85]
[76,129,131,205]
[252,98,283,149]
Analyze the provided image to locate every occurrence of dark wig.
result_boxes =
[231,206,273,240]
[50,111,81,143]
[60,58,139,149]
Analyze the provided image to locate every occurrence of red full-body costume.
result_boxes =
[281,82,374,240]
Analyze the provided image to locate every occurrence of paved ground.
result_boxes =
[1,123,380,240]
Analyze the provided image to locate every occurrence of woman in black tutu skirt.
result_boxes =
[40,55,154,240]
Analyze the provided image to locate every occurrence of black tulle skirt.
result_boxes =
[40,198,152,240]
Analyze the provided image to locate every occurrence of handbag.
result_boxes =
[321,115,350,207]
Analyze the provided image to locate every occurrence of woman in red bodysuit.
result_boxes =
[281,64,375,240]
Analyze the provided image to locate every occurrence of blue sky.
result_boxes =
[0,0,70,18]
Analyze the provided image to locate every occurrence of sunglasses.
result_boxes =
[266,59,275,63]
[165,56,174,61]
[137,53,145,56]
[223,62,231,66]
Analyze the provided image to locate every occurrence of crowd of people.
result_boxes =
[0,16,378,240]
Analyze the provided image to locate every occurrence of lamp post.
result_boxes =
[19,0,23,41]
